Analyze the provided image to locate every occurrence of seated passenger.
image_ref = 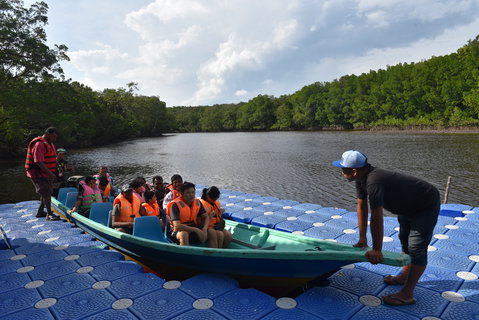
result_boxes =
[200,186,233,248]
[131,177,147,203]
[167,182,209,246]
[94,166,118,196]
[152,175,169,208]
[142,190,164,229]
[69,176,103,218]
[98,176,114,202]
[111,186,146,234]
[162,174,183,210]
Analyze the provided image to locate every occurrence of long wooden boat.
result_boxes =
[51,196,409,287]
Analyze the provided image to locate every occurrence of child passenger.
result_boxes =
[200,186,232,248]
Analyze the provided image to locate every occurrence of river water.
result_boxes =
[1,131,478,211]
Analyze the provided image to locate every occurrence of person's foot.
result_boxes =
[46,214,60,221]
[35,211,47,218]
[383,275,406,285]
[382,293,416,306]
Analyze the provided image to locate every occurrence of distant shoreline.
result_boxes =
[353,127,479,134]
[2,127,478,160]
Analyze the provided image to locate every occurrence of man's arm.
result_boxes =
[32,143,56,180]
[37,159,56,180]
[354,198,369,248]
[172,220,201,233]
[111,204,133,229]
[139,204,146,216]
[366,206,384,264]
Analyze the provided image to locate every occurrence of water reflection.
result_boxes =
[1,132,478,211]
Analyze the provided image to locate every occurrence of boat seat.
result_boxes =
[133,216,168,243]
[57,187,78,205]
[65,192,78,209]
[89,202,113,227]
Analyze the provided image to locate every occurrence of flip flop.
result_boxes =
[383,275,405,285]
[383,294,416,306]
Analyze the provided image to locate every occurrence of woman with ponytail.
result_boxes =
[199,186,232,248]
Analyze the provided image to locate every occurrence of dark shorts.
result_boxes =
[169,230,201,245]
[398,192,440,266]
[30,178,53,198]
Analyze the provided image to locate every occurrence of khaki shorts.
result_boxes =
[31,178,53,198]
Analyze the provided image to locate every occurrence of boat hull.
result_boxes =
[52,197,409,282]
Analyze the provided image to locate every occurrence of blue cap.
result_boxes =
[332,150,368,168]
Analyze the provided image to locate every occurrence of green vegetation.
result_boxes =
[1,1,478,158]
[0,1,169,157]
[170,36,479,132]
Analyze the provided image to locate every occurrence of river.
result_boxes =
[1,131,478,211]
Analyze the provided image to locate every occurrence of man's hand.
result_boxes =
[365,249,383,264]
[48,171,56,181]
[353,237,368,248]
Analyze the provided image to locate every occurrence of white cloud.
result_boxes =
[309,15,479,83]
[235,89,248,96]
[52,0,479,106]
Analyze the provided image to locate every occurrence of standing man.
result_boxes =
[332,150,440,306]
[25,127,61,220]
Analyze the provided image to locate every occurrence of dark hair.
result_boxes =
[98,176,109,187]
[180,181,195,193]
[201,186,220,201]
[171,174,182,183]
[130,177,144,189]
[144,190,156,202]
[45,127,58,134]
[84,176,95,184]
[152,175,163,183]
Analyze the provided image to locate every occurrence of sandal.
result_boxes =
[383,294,416,306]
[383,275,405,285]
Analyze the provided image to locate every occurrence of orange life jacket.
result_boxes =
[167,184,181,200]
[167,197,201,228]
[142,202,159,216]
[102,183,111,198]
[114,194,141,223]
[25,137,57,173]
[200,198,222,229]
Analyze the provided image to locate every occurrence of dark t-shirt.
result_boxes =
[170,201,206,226]
[356,166,439,216]
[154,184,169,206]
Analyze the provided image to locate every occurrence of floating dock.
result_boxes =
[1,188,479,319]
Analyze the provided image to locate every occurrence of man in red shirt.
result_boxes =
[25,127,61,220]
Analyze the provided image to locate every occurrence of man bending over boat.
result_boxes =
[332,150,440,306]
[167,182,209,246]
[111,185,147,234]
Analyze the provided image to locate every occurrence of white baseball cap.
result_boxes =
[332,150,368,168]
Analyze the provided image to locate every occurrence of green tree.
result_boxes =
[0,0,69,86]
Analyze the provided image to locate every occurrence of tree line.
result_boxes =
[1,1,478,159]
[168,36,479,132]
[0,0,170,158]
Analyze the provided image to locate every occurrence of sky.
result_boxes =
[27,0,479,107]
